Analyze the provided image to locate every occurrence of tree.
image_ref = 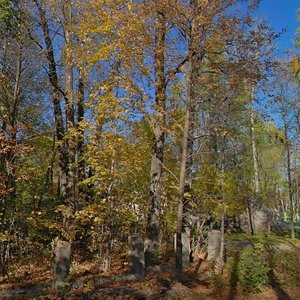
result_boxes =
[173,0,279,272]
[271,61,300,239]
[0,0,52,275]
[145,2,167,266]
[30,0,88,235]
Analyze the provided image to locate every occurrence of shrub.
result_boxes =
[238,245,270,293]
[275,250,300,287]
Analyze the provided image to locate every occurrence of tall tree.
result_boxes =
[145,5,167,266]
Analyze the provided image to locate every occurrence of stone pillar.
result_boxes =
[128,234,145,279]
[51,240,71,294]
[207,230,221,261]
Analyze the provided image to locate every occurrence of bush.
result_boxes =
[238,245,270,293]
[275,250,300,287]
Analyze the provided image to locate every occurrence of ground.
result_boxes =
[0,235,300,299]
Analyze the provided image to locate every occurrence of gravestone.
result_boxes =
[253,208,269,234]
[238,213,252,235]
[128,234,145,279]
[174,232,191,268]
[51,240,71,294]
[207,230,221,261]
[182,233,190,268]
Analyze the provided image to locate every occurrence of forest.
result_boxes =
[0,0,299,299]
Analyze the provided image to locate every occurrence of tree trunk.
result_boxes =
[175,0,201,275]
[250,86,268,234]
[63,0,77,224]
[145,11,166,266]
[6,43,23,211]
[219,147,225,273]
[0,31,23,277]
[76,71,85,205]
[250,88,260,196]
[0,38,8,227]
[176,87,191,275]
[176,47,195,275]
[250,87,258,235]
[35,0,68,201]
[284,122,295,239]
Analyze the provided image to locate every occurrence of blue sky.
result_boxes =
[257,0,299,53]
[254,1,299,127]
